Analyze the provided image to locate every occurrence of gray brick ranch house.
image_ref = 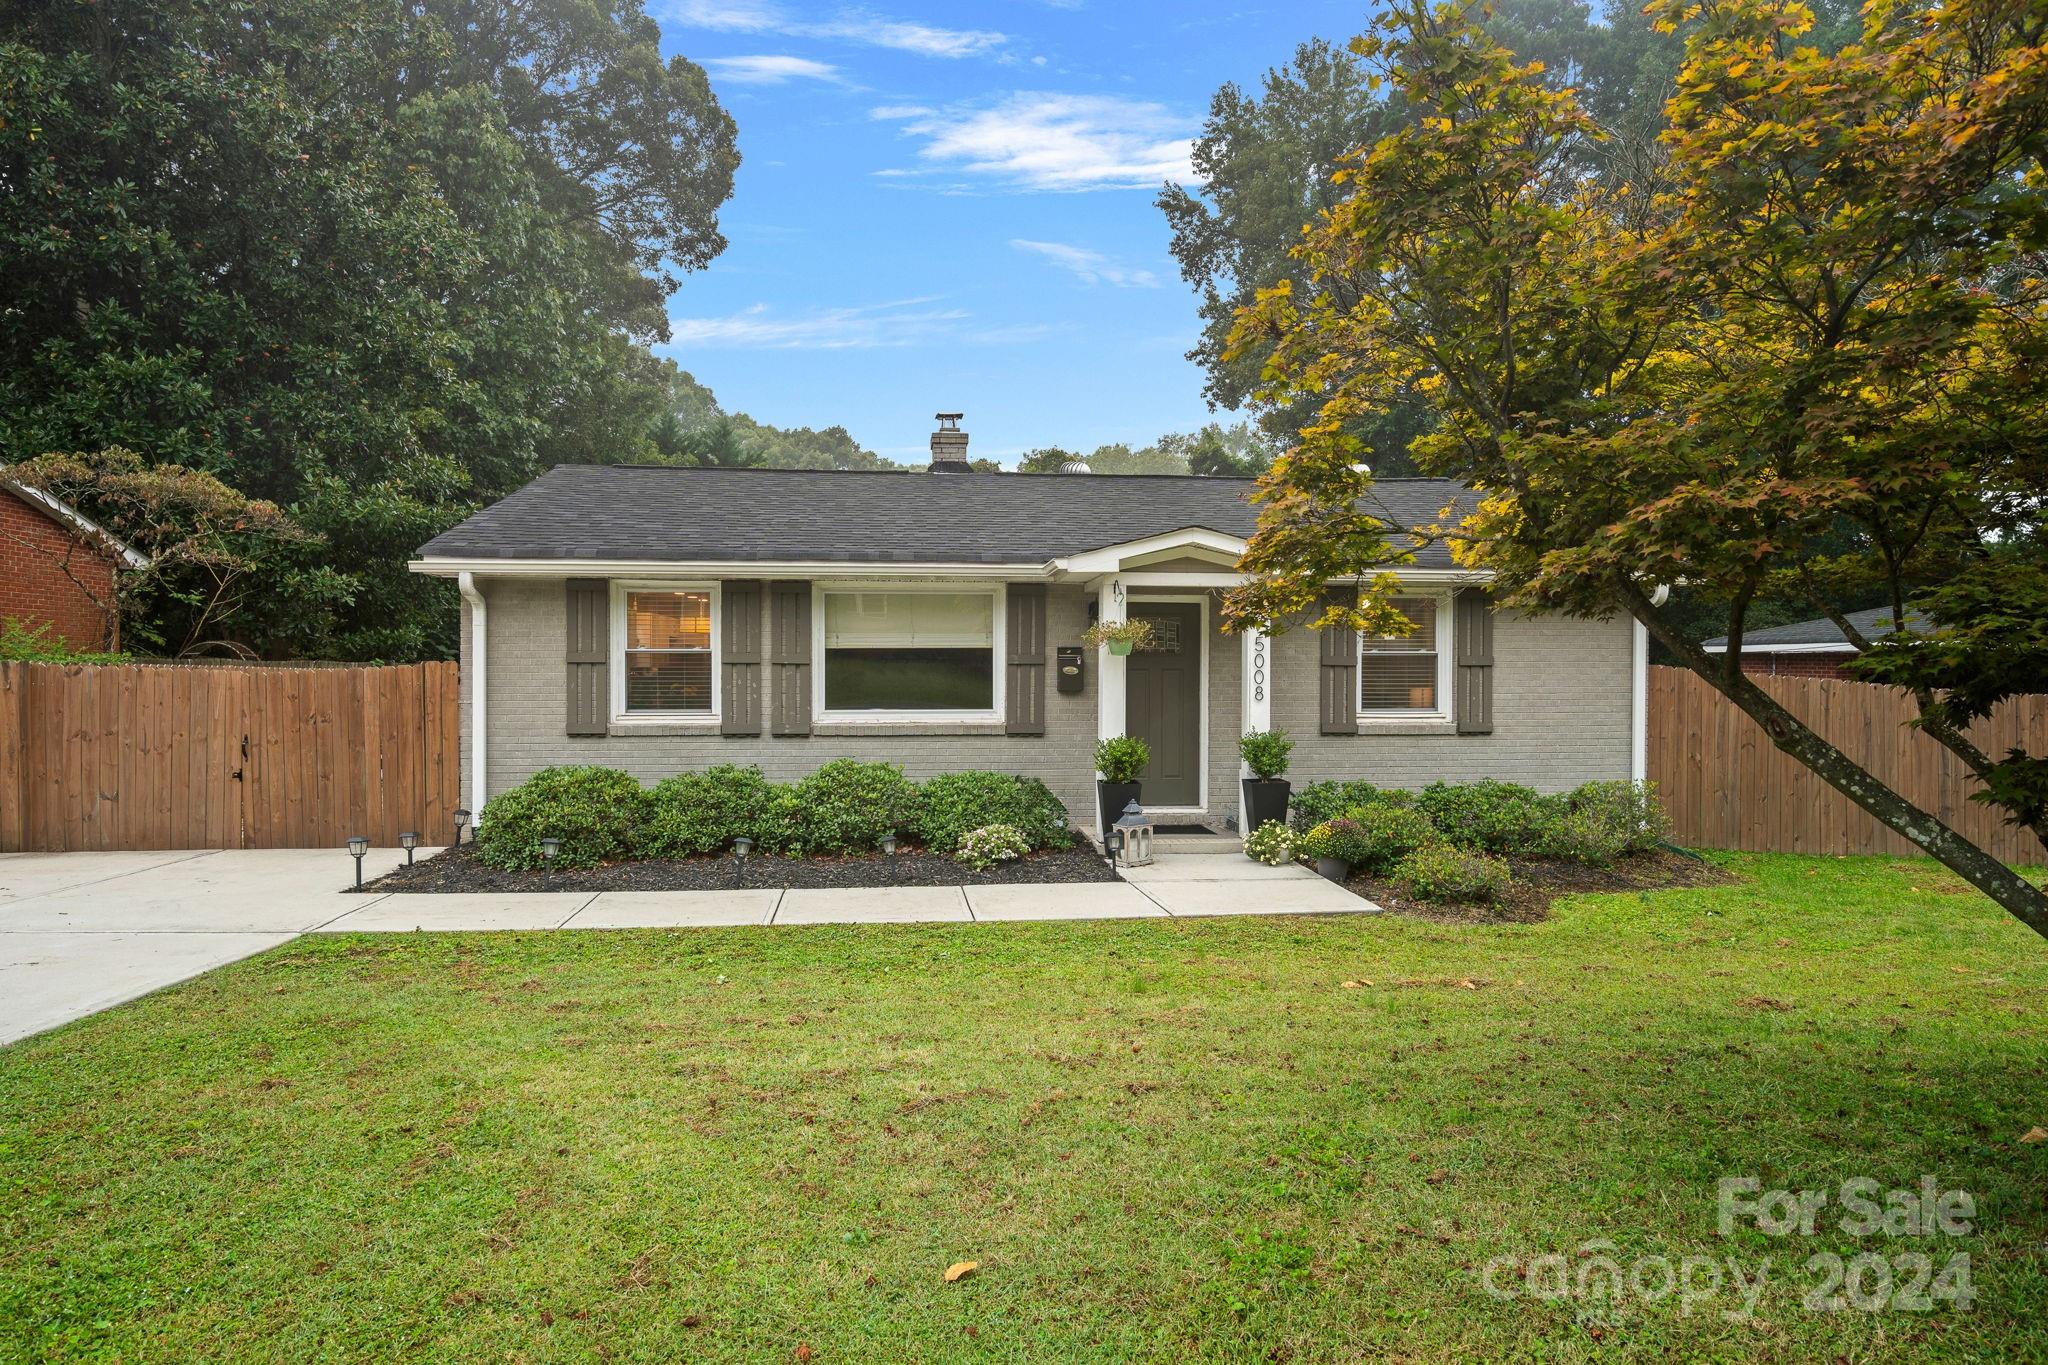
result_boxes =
[410,418,1647,840]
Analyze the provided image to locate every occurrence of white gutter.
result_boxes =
[1700,641,1857,656]
[412,557,1049,580]
[458,572,487,822]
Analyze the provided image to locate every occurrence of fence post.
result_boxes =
[0,664,25,852]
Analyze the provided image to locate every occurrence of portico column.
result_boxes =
[1095,576,1127,839]
[1238,624,1271,832]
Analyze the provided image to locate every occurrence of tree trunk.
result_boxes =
[1619,582,2048,942]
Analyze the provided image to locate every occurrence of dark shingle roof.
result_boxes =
[417,465,1472,568]
[1704,605,1929,652]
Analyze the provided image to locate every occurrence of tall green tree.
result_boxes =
[1223,0,2048,933]
[1159,0,1862,480]
[0,0,737,660]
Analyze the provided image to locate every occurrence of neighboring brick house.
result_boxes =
[410,415,1645,838]
[0,480,147,652]
[1702,606,1928,680]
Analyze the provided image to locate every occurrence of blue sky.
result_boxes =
[652,1,1365,465]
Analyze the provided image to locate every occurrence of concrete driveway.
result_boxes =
[0,847,413,1046]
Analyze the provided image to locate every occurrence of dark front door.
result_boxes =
[1124,601,1202,808]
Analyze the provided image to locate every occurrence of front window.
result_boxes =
[1359,595,1441,713]
[624,589,713,713]
[822,589,996,713]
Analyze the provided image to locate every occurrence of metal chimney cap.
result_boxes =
[935,412,963,427]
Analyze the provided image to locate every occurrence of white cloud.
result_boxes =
[1011,239,1159,288]
[666,2,1004,57]
[666,298,1056,349]
[701,54,843,84]
[868,104,935,120]
[886,94,1198,191]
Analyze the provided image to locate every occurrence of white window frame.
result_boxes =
[813,581,1007,724]
[611,580,721,725]
[1357,586,1455,724]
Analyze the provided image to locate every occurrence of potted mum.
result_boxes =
[1082,617,1158,657]
[1238,729,1293,833]
[1092,734,1151,836]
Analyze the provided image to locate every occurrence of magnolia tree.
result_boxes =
[1223,0,2048,935]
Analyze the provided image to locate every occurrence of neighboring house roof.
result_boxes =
[414,465,1475,569]
[1,479,149,569]
[1702,605,1929,655]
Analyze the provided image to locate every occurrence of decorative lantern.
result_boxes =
[1111,799,1154,868]
[346,835,369,889]
[399,830,419,865]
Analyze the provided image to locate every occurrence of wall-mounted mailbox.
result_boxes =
[1056,645,1085,694]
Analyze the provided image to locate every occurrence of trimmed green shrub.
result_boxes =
[477,766,648,871]
[1533,806,1631,865]
[1299,803,1435,873]
[1390,844,1511,904]
[1093,734,1150,784]
[1238,729,1294,780]
[915,771,1071,853]
[1015,777,1075,851]
[1339,802,1438,873]
[955,823,1032,872]
[1288,779,1409,832]
[1243,820,1294,866]
[642,765,776,858]
[1415,779,1550,853]
[1566,779,1669,854]
[790,759,920,854]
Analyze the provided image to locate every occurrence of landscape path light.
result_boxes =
[347,835,369,889]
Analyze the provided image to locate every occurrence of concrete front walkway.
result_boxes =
[1,846,1376,1045]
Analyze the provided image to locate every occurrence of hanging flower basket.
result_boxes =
[1082,618,1158,656]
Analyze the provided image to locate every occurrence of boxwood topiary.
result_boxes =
[790,759,920,854]
[477,765,648,871]
[642,764,777,858]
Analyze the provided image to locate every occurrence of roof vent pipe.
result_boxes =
[928,412,972,473]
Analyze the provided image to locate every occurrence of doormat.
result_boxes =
[1152,824,1217,835]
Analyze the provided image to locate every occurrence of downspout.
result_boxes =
[458,572,487,823]
[1630,585,1668,787]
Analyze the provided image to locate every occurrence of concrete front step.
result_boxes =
[1151,833,1243,854]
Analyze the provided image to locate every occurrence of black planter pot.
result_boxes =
[1097,780,1142,840]
[1315,856,1352,883]
[1240,777,1291,833]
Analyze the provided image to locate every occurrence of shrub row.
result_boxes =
[1269,778,1670,903]
[478,761,1072,871]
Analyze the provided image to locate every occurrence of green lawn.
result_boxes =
[4,853,2046,1362]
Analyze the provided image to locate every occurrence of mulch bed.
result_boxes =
[1346,847,1733,923]
[358,841,1118,893]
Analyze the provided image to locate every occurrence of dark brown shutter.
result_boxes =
[769,580,812,736]
[1005,583,1047,735]
[721,580,763,736]
[1453,586,1495,735]
[565,578,608,736]
[1318,586,1359,735]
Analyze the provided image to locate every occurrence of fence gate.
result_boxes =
[0,661,459,852]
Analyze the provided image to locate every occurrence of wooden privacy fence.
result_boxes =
[0,661,460,851]
[1647,665,2048,865]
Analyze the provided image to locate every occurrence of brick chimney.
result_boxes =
[928,412,972,473]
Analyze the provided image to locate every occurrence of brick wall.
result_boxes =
[0,489,119,650]
[1276,609,1634,794]
[459,575,1639,831]
[471,577,1103,829]
[1735,652,1855,680]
